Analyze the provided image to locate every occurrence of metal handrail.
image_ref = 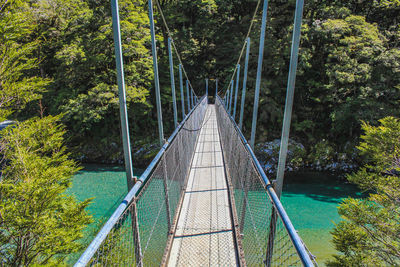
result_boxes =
[74,96,206,267]
[216,95,314,267]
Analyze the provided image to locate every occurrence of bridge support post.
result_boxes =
[186,80,190,111]
[225,90,230,110]
[227,88,231,110]
[179,64,185,119]
[162,152,172,231]
[111,0,134,190]
[265,208,277,267]
[239,37,250,131]
[229,81,234,115]
[249,0,269,149]
[266,0,304,265]
[239,173,249,233]
[274,0,304,199]
[168,38,178,129]
[148,0,164,146]
[190,89,194,109]
[131,201,143,267]
[233,64,240,120]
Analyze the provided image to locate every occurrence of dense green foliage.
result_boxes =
[33,0,154,161]
[157,0,400,167]
[328,117,400,266]
[2,0,399,165]
[0,1,91,265]
[0,0,50,121]
[0,116,92,265]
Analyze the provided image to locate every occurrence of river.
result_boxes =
[67,165,362,265]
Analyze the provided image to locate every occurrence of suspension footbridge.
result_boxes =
[75,0,317,266]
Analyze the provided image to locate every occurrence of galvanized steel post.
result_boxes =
[162,153,172,231]
[239,178,249,233]
[186,80,190,111]
[131,201,143,267]
[111,0,134,190]
[191,89,194,109]
[249,0,269,149]
[227,89,230,112]
[229,80,234,115]
[112,1,142,266]
[179,64,185,119]
[266,1,305,266]
[233,64,240,120]
[191,86,196,105]
[148,0,164,146]
[275,0,304,199]
[239,37,250,131]
[168,38,178,129]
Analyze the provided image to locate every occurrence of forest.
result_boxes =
[0,0,399,265]
[1,0,399,167]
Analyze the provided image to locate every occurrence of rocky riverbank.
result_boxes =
[254,139,358,176]
[74,141,160,168]
[74,138,359,175]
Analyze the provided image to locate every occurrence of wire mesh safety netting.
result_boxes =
[215,97,314,267]
[167,106,239,267]
[80,97,208,266]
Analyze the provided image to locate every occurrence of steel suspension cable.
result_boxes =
[153,0,197,94]
[219,0,262,95]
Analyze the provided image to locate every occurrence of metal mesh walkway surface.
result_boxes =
[167,105,238,266]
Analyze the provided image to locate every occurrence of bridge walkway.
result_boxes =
[167,104,238,266]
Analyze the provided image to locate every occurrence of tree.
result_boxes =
[2,0,398,165]
[0,116,92,266]
[31,0,154,161]
[327,117,400,266]
[0,0,50,121]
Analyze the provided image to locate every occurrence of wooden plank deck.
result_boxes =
[167,105,238,267]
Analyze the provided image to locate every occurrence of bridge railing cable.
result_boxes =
[74,97,208,267]
[218,0,262,97]
[215,95,315,267]
[153,0,198,96]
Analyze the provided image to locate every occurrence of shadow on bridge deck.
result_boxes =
[167,105,239,266]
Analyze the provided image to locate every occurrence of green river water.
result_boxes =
[67,165,362,265]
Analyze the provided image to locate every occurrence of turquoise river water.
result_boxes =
[67,165,362,265]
